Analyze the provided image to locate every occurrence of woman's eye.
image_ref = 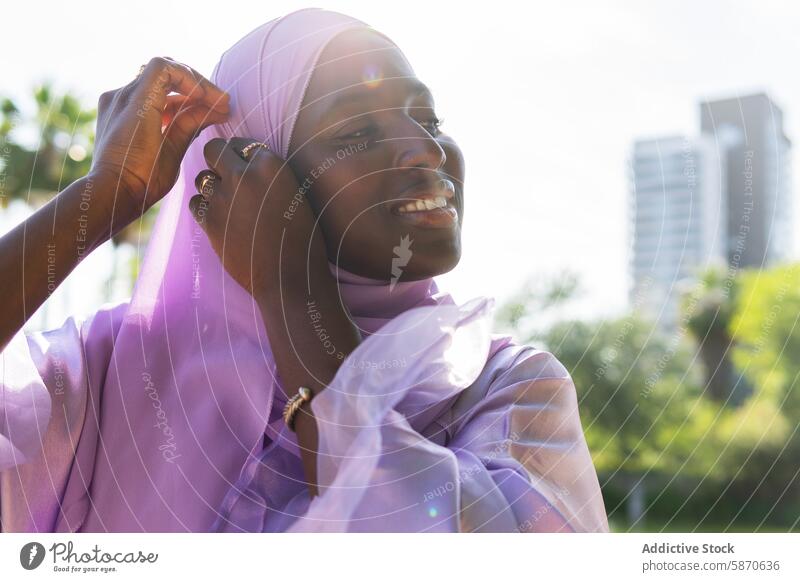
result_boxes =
[337,126,375,140]
[419,117,444,136]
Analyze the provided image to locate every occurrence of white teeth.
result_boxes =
[396,197,450,214]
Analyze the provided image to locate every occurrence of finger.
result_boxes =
[161,57,206,103]
[132,57,230,117]
[189,194,211,226]
[163,57,230,113]
[203,138,248,180]
[163,104,229,161]
[194,169,219,195]
[161,94,192,127]
[239,140,275,165]
[227,137,260,160]
[227,138,283,189]
[163,93,192,111]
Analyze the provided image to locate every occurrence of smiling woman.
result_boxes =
[0,8,608,533]
[290,30,462,270]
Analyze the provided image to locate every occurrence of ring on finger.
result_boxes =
[240,141,270,161]
[198,171,218,198]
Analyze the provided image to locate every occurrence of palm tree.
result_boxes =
[1,83,158,301]
[683,267,750,404]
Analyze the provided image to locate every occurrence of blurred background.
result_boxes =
[2,0,799,531]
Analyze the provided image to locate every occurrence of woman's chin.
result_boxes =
[333,249,460,282]
[404,246,462,280]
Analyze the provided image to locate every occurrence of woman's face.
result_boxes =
[289,29,465,282]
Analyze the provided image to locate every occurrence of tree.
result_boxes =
[496,274,720,526]
[0,82,95,204]
[1,83,159,295]
[682,266,748,404]
[730,264,800,417]
[546,315,725,525]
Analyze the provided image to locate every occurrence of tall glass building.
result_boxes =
[629,135,726,326]
[699,93,793,269]
[630,93,792,328]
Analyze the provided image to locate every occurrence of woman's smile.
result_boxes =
[389,177,459,229]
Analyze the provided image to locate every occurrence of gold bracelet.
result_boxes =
[282,386,313,431]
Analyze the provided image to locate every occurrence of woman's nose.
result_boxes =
[395,124,447,170]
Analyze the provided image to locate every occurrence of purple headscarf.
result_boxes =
[63,8,508,532]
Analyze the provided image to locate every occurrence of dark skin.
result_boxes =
[0,30,466,500]
[288,28,465,281]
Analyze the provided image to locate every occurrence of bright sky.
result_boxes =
[5,0,800,325]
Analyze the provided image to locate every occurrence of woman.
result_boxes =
[0,8,608,532]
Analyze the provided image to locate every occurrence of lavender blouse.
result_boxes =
[1,297,608,532]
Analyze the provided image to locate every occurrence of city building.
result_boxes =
[699,93,792,269]
[630,93,792,328]
[629,134,726,326]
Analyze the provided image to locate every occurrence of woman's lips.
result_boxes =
[389,178,459,229]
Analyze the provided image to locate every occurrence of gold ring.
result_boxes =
[200,174,216,198]
[240,141,269,161]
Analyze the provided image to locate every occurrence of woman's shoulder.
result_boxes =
[445,338,571,424]
[485,336,571,386]
[442,294,572,383]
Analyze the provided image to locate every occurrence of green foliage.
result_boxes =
[496,264,800,530]
[543,316,721,480]
[1,81,157,261]
[1,81,96,201]
[494,270,581,341]
[730,264,800,417]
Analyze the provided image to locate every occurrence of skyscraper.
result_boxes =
[699,93,792,269]
[629,135,726,325]
[630,93,792,327]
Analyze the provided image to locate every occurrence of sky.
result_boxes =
[5,0,800,326]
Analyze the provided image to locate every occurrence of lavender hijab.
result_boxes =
[56,8,512,531]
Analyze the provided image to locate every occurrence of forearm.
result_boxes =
[0,172,126,349]
[255,258,362,497]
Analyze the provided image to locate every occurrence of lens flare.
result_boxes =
[363,65,383,89]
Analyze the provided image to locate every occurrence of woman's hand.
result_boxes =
[91,56,230,220]
[189,137,329,298]
[188,139,362,500]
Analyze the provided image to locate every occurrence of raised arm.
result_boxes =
[0,57,230,350]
